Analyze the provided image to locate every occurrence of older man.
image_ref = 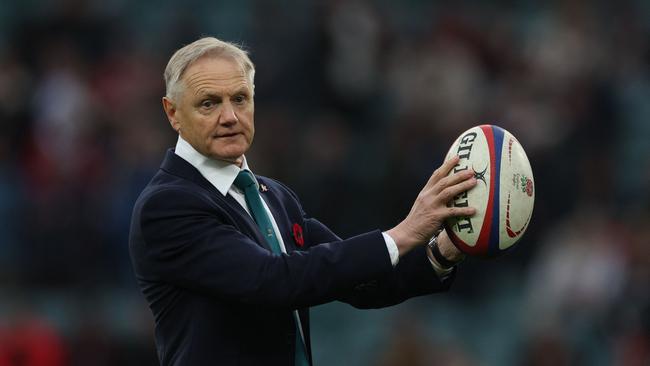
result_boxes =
[129,37,476,366]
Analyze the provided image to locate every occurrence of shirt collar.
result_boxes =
[174,135,257,196]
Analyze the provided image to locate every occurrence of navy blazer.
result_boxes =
[129,150,455,366]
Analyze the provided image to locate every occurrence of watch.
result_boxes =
[427,229,464,269]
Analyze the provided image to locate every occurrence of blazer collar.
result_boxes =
[173,135,257,196]
[160,148,209,187]
[159,149,245,214]
[160,148,246,205]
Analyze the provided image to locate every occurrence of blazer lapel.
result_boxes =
[159,149,272,251]
[257,177,298,252]
[215,192,272,251]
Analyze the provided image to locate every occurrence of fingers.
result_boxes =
[433,168,474,194]
[445,206,477,218]
[439,176,477,203]
[426,155,460,187]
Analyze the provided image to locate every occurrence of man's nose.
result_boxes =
[219,102,238,126]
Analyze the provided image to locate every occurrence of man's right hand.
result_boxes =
[387,155,477,257]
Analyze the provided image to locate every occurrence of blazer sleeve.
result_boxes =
[130,187,394,309]
[275,182,456,309]
[304,217,455,309]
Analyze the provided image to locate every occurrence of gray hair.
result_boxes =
[164,37,255,100]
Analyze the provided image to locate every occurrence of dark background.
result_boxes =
[0,0,648,365]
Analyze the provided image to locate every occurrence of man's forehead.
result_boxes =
[182,56,249,88]
[186,55,245,75]
[183,58,250,93]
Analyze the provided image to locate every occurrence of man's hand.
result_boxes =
[387,156,476,257]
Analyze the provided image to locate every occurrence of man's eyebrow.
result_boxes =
[194,91,222,99]
[233,88,252,96]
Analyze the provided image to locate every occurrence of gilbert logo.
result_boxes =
[451,131,478,234]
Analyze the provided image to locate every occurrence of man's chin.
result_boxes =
[208,150,246,166]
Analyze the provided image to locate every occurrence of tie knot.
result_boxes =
[233,170,257,191]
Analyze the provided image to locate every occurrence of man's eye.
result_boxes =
[233,95,246,104]
[201,100,215,108]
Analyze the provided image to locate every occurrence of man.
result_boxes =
[129,37,476,366]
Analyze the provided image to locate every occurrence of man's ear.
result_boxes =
[162,96,181,133]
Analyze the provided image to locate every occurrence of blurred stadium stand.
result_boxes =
[0,0,648,365]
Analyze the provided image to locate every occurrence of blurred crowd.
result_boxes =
[0,0,648,365]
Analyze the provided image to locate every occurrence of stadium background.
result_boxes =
[0,0,649,365]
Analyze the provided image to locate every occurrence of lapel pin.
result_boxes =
[292,223,304,247]
[260,184,268,192]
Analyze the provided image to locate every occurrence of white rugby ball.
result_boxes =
[444,125,534,257]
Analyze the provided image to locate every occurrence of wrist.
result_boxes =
[386,226,417,257]
[427,231,465,269]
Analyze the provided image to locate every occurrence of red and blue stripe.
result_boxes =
[475,125,505,256]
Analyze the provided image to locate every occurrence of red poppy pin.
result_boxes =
[292,223,304,247]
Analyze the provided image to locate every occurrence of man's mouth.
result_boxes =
[215,132,240,138]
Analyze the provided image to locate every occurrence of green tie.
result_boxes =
[233,170,310,366]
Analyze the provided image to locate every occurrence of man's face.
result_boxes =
[163,56,254,165]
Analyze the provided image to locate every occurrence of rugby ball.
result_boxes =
[444,125,534,257]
